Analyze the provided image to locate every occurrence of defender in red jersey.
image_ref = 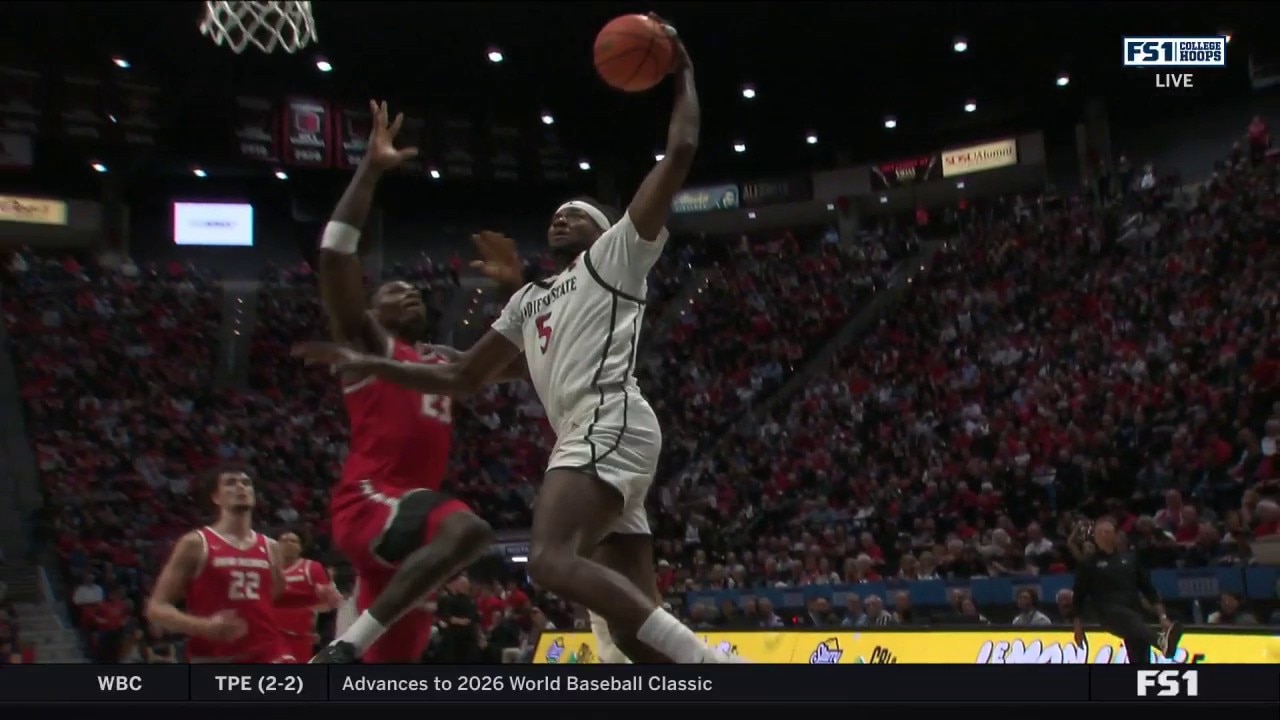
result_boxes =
[275,530,343,661]
[146,466,313,663]
[308,101,525,664]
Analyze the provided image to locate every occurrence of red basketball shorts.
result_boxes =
[330,479,469,663]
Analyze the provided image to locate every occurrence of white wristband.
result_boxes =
[320,221,360,254]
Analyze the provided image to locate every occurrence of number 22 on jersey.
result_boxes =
[536,312,554,354]
[229,570,261,600]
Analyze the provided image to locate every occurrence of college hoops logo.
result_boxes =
[1123,36,1226,89]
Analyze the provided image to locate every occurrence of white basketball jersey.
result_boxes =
[492,212,668,435]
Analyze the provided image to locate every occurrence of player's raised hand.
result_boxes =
[206,610,249,642]
[291,341,371,371]
[647,13,691,73]
[470,231,524,291]
[365,99,418,173]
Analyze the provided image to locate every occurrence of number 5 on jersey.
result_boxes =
[536,312,553,354]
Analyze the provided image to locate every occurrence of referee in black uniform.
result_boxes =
[1071,518,1184,665]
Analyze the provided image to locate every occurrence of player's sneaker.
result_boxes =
[1157,621,1184,659]
[310,640,358,664]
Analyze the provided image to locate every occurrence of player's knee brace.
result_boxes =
[589,610,632,664]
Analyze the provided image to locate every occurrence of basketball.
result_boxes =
[593,14,674,93]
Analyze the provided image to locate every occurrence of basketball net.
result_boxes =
[199,1,317,54]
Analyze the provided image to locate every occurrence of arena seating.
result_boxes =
[659,150,1279,627]
[3,258,224,661]
[3,124,1277,663]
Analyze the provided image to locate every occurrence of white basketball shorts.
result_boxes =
[546,389,661,537]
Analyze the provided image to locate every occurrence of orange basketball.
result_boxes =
[593,14,674,93]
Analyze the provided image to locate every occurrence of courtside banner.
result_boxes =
[0,664,1275,703]
[535,628,1280,665]
[0,195,68,225]
[942,138,1018,177]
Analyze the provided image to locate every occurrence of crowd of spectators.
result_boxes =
[654,130,1279,628]
[2,256,225,661]
[2,117,1276,663]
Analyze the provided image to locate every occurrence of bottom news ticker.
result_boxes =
[0,664,1276,704]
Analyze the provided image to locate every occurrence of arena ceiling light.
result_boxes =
[274,170,288,180]
[1056,73,1070,87]
[193,168,208,178]
[733,141,746,153]
[112,56,131,69]
[747,212,757,219]
[540,112,555,126]
[654,152,665,162]
[91,162,107,173]
[578,160,591,171]
[805,133,818,145]
[487,47,504,64]
[884,116,898,129]
[953,37,968,53]
[429,168,441,180]
[741,85,756,100]
[964,99,977,113]
[315,58,333,73]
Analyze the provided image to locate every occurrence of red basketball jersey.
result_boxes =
[340,338,453,491]
[275,558,329,638]
[184,527,283,660]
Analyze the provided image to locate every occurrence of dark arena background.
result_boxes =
[0,0,1278,710]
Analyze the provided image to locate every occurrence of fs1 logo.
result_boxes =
[1136,669,1199,698]
[1123,37,1227,67]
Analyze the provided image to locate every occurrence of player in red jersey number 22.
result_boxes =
[145,466,323,662]
[307,100,527,664]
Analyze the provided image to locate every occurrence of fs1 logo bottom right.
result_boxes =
[1136,669,1199,697]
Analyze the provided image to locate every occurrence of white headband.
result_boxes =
[557,201,610,231]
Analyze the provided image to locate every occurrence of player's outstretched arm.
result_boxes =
[319,99,418,349]
[146,532,247,641]
[428,344,529,383]
[293,330,521,397]
[627,18,699,242]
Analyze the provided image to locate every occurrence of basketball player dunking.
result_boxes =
[275,530,343,662]
[145,466,315,663]
[307,100,527,664]
[297,21,732,664]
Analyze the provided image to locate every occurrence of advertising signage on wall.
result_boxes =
[942,138,1018,177]
[870,154,941,190]
[0,195,67,225]
[671,184,740,214]
[741,176,813,207]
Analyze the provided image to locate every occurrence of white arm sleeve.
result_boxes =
[586,211,669,297]
[490,286,528,351]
